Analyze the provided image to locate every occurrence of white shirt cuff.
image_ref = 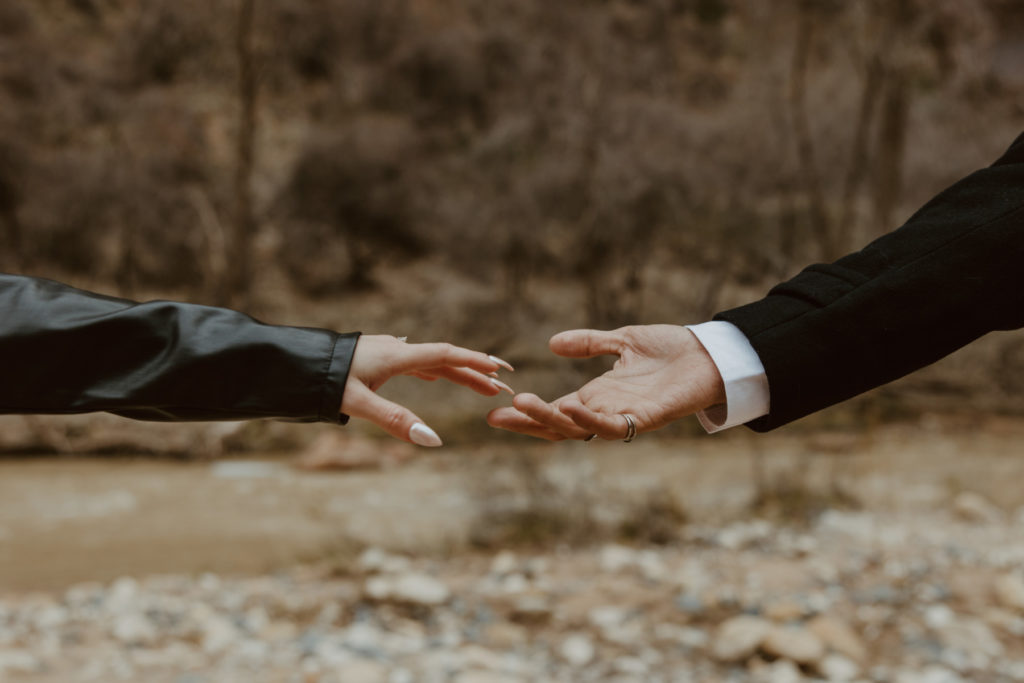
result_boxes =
[685,321,770,433]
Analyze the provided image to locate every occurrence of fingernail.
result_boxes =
[489,355,515,372]
[490,377,515,395]
[488,371,499,378]
[409,422,443,447]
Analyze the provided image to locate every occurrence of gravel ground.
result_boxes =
[4,496,1024,683]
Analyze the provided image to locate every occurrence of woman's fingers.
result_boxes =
[549,329,624,359]
[393,342,512,376]
[487,406,567,441]
[414,367,513,396]
[342,382,444,447]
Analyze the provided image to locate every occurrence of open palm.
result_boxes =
[487,325,724,441]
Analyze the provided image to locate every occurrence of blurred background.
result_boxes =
[2,1,1024,681]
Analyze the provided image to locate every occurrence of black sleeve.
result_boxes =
[0,274,360,423]
[714,132,1024,431]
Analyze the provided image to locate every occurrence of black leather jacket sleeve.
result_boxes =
[0,274,360,423]
[715,131,1024,431]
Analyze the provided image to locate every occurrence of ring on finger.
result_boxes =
[621,414,637,443]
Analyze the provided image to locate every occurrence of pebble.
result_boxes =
[0,650,42,674]
[711,616,773,662]
[995,573,1024,612]
[952,492,1003,524]
[761,626,826,665]
[807,616,867,663]
[366,573,451,606]
[818,653,860,681]
[490,551,519,576]
[755,659,804,683]
[764,599,806,622]
[111,612,158,646]
[336,658,389,683]
[559,634,596,667]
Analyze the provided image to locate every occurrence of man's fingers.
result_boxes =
[511,393,593,439]
[343,383,443,447]
[549,329,624,359]
[487,407,567,441]
[559,399,633,440]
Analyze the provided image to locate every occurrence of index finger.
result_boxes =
[395,343,510,375]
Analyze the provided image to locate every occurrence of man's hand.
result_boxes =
[342,335,514,447]
[487,325,724,441]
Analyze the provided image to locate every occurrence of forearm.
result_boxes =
[716,133,1024,431]
[0,274,358,422]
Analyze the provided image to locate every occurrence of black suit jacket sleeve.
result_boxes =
[0,274,360,423]
[714,132,1024,432]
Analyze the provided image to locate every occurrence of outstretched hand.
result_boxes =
[342,335,514,447]
[487,325,724,441]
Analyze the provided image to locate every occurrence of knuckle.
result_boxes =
[384,407,407,432]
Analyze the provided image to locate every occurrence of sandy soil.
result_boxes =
[3,417,1024,592]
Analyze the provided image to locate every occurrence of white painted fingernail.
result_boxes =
[489,355,515,372]
[490,377,515,395]
[409,423,443,447]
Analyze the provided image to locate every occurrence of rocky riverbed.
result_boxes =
[5,497,1024,683]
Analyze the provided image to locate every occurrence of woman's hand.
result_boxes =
[341,335,514,447]
[487,325,724,441]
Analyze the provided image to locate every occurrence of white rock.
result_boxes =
[344,622,385,652]
[336,658,389,683]
[637,550,667,582]
[612,656,648,675]
[559,634,596,667]
[717,519,774,550]
[995,573,1024,611]
[894,666,966,683]
[500,573,529,594]
[816,511,876,543]
[111,612,158,646]
[588,606,630,630]
[490,550,518,575]
[953,492,1003,524]
[924,604,956,629]
[755,659,804,683]
[819,654,860,681]
[452,672,524,683]
[807,616,868,663]
[600,544,638,572]
[394,573,450,605]
[106,576,139,610]
[201,615,239,655]
[365,573,451,606]
[389,669,415,683]
[711,615,772,662]
[0,650,41,674]
[358,548,411,574]
[654,623,709,649]
[762,626,826,665]
[936,617,1004,660]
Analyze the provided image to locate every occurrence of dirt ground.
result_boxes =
[3,417,1024,592]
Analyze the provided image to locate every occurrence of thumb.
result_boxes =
[342,382,443,447]
[549,329,625,359]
